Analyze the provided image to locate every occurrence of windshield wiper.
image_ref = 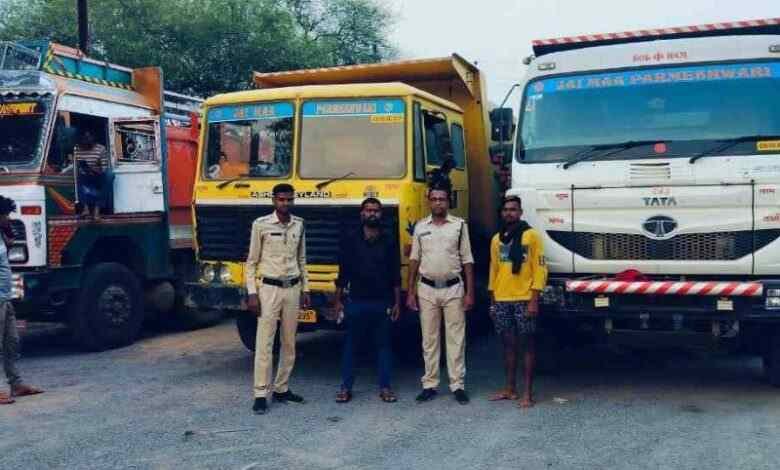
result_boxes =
[562,140,660,170]
[216,174,249,190]
[316,171,355,190]
[689,135,779,164]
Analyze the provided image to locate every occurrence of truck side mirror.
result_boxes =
[490,108,514,142]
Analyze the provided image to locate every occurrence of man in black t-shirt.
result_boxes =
[333,198,401,403]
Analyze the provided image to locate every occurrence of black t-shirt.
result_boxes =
[335,228,401,302]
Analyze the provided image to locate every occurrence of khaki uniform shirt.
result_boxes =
[410,214,474,301]
[245,211,309,295]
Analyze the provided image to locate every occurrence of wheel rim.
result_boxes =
[97,285,133,326]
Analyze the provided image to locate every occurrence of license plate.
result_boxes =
[298,309,317,323]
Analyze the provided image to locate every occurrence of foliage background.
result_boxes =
[0,0,397,96]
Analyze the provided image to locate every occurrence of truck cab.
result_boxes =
[188,55,499,350]
[503,19,780,383]
[0,40,202,349]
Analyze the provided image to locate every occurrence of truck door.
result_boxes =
[109,117,164,213]
[570,184,755,276]
[420,108,467,219]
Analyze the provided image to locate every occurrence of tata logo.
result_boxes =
[643,197,677,207]
[643,215,678,238]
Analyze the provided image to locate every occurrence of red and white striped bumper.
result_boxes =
[565,280,763,297]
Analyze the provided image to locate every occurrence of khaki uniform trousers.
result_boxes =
[419,291,466,392]
[253,283,301,398]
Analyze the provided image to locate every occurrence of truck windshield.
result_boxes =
[519,61,780,163]
[203,102,294,179]
[0,96,51,170]
[300,98,405,179]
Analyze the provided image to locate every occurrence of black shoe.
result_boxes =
[272,390,305,403]
[252,398,268,415]
[415,388,437,402]
[453,389,470,405]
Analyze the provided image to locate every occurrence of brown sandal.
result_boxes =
[0,392,15,405]
[335,389,352,403]
[11,384,43,397]
[379,389,397,403]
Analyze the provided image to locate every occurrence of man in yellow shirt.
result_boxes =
[488,196,547,408]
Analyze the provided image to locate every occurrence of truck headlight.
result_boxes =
[218,265,232,283]
[8,245,28,263]
[201,264,216,283]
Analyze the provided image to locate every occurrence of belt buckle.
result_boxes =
[281,279,292,289]
[434,279,447,289]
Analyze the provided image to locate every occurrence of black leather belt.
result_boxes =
[420,276,460,289]
[262,277,300,288]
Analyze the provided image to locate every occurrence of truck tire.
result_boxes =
[236,314,281,353]
[236,314,257,352]
[70,262,144,351]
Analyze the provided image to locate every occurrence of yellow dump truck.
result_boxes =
[185,54,502,350]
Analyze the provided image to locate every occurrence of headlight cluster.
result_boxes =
[201,264,232,284]
[766,288,780,309]
[8,245,28,264]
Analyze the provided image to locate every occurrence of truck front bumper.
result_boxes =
[183,281,341,331]
[541,277,780,321]
[184,282,247,312]
[10,270,55,317]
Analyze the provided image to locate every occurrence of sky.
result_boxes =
[386,0,780,104]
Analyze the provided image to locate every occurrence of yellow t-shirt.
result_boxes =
[488,228,548,302]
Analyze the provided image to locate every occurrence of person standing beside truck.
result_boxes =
[333,198,402,404]
[406,180,475,405]
[0,196,43,405]
[246,183,311,415]
[488,196,547,408]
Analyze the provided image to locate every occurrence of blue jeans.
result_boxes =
[341,300,392,390]
[78,170,114,209]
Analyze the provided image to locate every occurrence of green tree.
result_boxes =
[0,0,396,96]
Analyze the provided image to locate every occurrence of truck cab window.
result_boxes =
[114,121,158,164]
[43,112,77,175]
[422,110,450,166]
[451,123,466,169]
[204,102,294,180]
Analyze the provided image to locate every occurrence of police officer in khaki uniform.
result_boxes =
[246,183,311,415]
[406,180,475,405]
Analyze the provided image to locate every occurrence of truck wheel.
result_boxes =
[235,314,281,353]
[71,262,144,351]
[236,314,257,352]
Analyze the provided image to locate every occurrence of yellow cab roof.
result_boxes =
[204,82,463,114]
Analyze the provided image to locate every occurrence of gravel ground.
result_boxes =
[2,320,779,470]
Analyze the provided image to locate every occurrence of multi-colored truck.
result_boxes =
[186,55,504,350]
[0,40,207,350]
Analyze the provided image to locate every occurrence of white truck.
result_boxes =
[498,19,780,383]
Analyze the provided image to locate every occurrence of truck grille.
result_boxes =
[195,205,399,264]
[548,230,780,261]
